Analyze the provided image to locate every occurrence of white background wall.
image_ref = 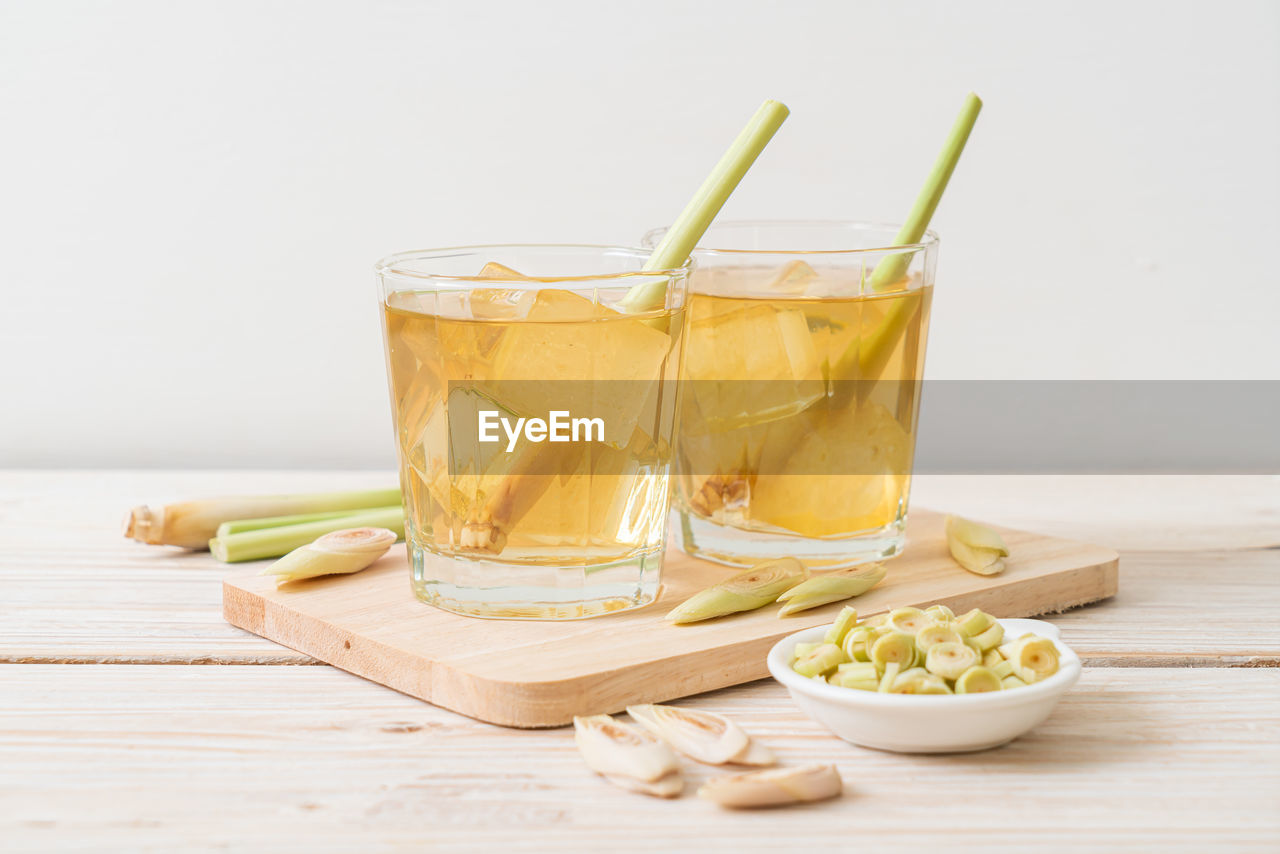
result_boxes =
[2,0,1277,468]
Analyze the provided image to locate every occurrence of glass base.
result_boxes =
[676,510,906,570]
[410,544,663,620]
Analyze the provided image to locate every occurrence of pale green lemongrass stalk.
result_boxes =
[776,563,886,616]
[830,93,983,392]
[666,556,807,624]
[216,508,382,538]
[620,100,791,313]
[259,527,398,586]
[209,506,405,563]
[124,487,402,549]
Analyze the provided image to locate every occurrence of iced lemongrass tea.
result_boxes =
[377,246,689,619]
[643,222,936,569]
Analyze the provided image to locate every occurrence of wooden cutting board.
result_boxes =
[222,509,1117,728]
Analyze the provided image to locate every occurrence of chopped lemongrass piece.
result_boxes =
[924,641,981,681]
[259,527,397,586]
[209,506,405,563]
[970,621,1006,651]
[573,714,680,784]
[872,632,918,670]
[728,740,777,767]
[887,606,932,635]
[1008,636,1061,684]
[914,624,965,656]
[842,625,875,662]
[945,515,1010,576]
[625,705,749,766]
[956,607,995,638]
[877,661,902,693]
[666,557,807,624]
[620,100,790,313]
[889,670,951,694]
[123,487,402,549]
[924,604,955,623]
[792,643,848,678]
[954,666,1003,694]
[603,772,684,799]
[776,564,887,616]
[698,763,841,809]
[823,606,860,646]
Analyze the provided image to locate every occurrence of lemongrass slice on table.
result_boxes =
[209,506,405,563]
[666,557,807,624]
[123,488,402,549]
[573,715,680,784]
[626,705,774,767]
[258,527,397,586]
[603,772,684,799]
[698,764,842,809]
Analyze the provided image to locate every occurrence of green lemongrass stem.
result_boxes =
[216,508,391,538]
[945,514,1010,576]
[877,661,902,693]
[868,93,983,291]
[259,527,397,585]
[956,607,995,638]
[830,93,983,395]
[776,563,887,616]
[620,100,790,313]
[209,506,405,563]
[666,557,807,624]
[823,606,860,645]
[970,621,1006,651]
[124,487,402,549]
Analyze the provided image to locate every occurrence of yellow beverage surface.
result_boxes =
[678,266,932,538]
[383,288,685,564]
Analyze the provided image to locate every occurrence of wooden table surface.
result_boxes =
[2,472,1277,852]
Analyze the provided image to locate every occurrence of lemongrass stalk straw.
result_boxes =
[620,100,790,313]
[209,506,405,563]
[259,527,397,585]
[124,488,402,549]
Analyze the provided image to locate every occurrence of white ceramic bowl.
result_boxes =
[767,618,1081,753]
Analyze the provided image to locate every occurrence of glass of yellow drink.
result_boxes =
[376,246,690,619]
[642,221,936,569]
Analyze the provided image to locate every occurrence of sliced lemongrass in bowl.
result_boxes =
[258,526,397,586]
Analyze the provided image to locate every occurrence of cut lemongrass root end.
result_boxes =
[698,764,842,809]
[620,99,790,314]
[258,527,397,586]
[666,557,807,624]
[123,487,402,550]
[794,604,1059,694]
[945,515,1010,576]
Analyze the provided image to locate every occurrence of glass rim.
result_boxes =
[375,243,693,284]
[641,219,940,256]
